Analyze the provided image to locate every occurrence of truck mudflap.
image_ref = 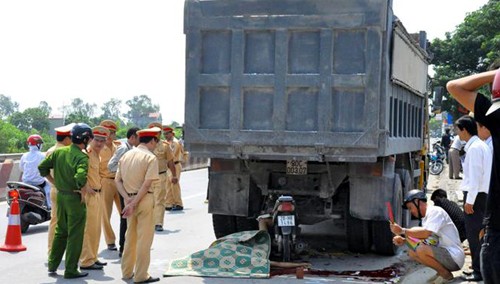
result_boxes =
[348,174,400,221]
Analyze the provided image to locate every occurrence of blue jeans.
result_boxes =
[481,227,500,283]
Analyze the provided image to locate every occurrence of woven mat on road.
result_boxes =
[164,230,271,278]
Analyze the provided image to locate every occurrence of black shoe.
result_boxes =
[165,207,173,211]
[107,243,118,251]
[462,270,473,276]
[48,268,57,274]
[461,272,482,281]
[155,225,164,232]
[455,177,463,180]
[171,205,183,211]
[134,276,160,283]
[95,260,107,266]
[80,263,103,270]
[64,271,89,279]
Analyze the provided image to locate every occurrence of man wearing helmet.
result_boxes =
[20,134,51,208]
[38,123,95,279]
[390,190,465,284]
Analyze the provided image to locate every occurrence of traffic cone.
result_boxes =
[0,196,27,252]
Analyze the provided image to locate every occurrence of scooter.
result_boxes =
[272,195,298,262]
[5,181,51,233]
[429,142,446,175]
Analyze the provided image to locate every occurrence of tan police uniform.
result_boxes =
[116,128,159,283]
[79,126,109,268]
[99,119,121,249]
[164,126,184,209]
[47,123,74,254]
[147,122,174,230]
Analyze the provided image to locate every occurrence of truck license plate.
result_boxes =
[286,160,307,175]
[277,215,295,227]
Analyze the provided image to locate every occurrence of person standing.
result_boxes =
[454,115,492,281]
[19,134,51,208]
[39,123,94,279]
[477,121,493,152]
[441,128,452,162]
[447,64,500,283]
[147,122,176,232]
[99,119,122,251]
[46,123,74,255]
[448,135,465,180]
[163,126,183,211]
[115,127,161,283]
[79,126,110,270]
[107,126,140,257]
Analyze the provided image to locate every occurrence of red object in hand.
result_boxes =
[386,201,394,223]
[487,68,500,115]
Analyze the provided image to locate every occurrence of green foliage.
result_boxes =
[0,120,28,153]
[430,0,500,119]
[124,95,161,128]
[0,94,19,119]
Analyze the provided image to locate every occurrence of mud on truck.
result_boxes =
[184,0,431,256]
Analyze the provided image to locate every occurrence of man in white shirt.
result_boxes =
[455,115,492,281]
[391,190,464,284]
[477,121,493,152]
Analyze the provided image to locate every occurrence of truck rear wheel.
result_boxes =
[212,214,237,239]
[371,175,403,255]
[212,215,259,239]
[346,214,372,253]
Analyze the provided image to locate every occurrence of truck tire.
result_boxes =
[346,214,372,253]
[371,175,403,255]
[212,214,237,239]
[235,216,258,232]
[395,169,412,228]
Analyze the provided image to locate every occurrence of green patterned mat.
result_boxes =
[164,230,271,278]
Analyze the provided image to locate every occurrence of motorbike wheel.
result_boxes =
[282,234,292,262]
[430,162,444,175]
[20,219,29,233]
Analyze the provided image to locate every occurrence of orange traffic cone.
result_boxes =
[0,195,27,252]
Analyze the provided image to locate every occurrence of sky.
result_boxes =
[0,0,489,124]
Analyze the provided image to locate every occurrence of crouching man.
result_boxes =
[390,190,465,284]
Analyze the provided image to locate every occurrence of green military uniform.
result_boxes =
[39,144,89,278]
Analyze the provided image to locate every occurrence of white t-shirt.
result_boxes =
[450,136,465,150]
[422,206,465,268]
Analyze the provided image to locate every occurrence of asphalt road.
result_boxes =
[0,168,463,284]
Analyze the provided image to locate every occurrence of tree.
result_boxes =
[0,94,19,119]
[124,95,160,128]
[430,0,500,119]
[100,98,123,123]
[64,98,97,125]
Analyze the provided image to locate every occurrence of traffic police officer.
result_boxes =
[99,119,122,251]
[39,123,94,279]
[147,122,177,231]
[115,127,161,283]
[46,123,75,255]
[164,126,184,210]
[79,126,110,270]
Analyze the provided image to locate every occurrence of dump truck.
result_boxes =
[184,0,430,255]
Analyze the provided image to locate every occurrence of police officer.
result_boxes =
[39,123,94,279]
[115,127,161,283]
[99,119,122,251]
[163,126,183,211]
[46,123,75,255]
[147,122,177,232]
[79,126,110,270]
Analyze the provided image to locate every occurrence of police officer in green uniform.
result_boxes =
[39,123,94,279]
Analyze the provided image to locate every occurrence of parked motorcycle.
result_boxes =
[429,142,446,175]
[6,181,51,233]
[272,195,298,262]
